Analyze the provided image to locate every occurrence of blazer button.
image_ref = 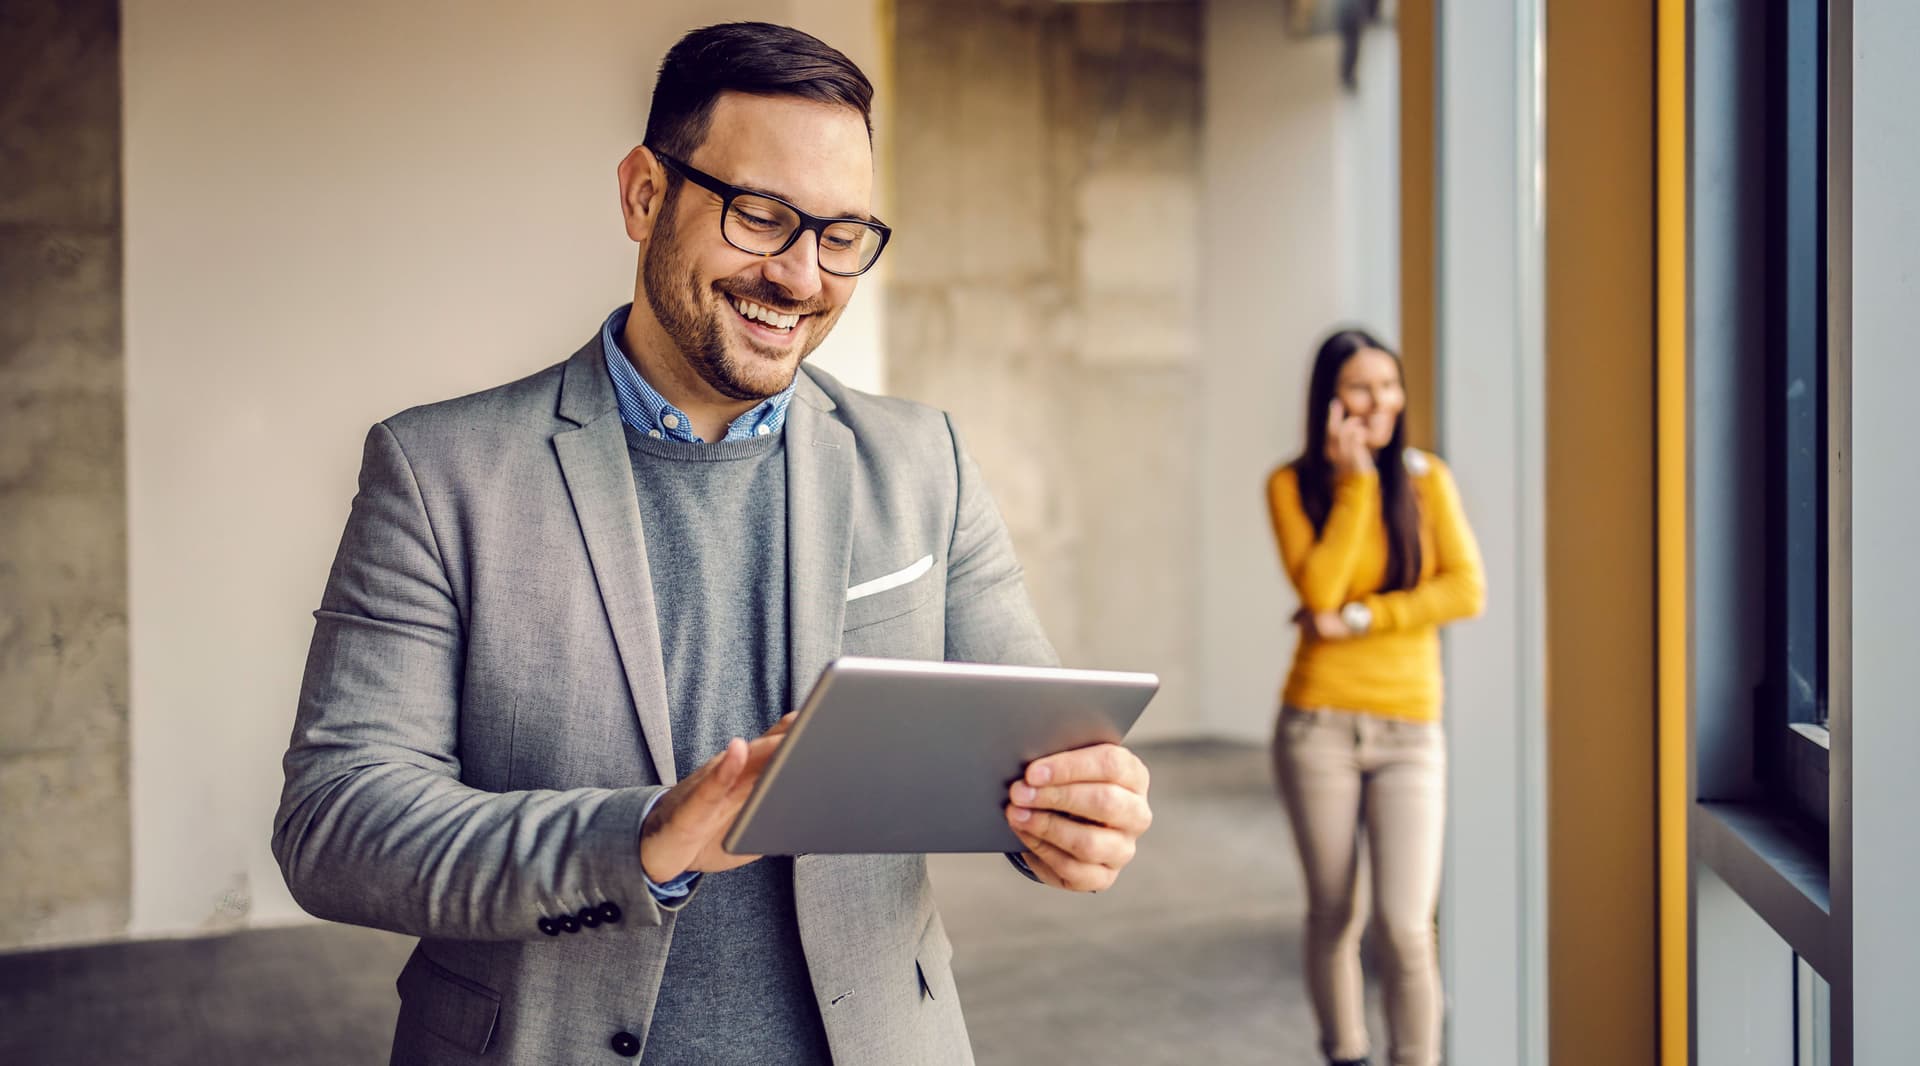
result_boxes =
[559,914,581,934]
[578,906,601,929]
[610,1031,641,1057]
[598,901,623,925]
[538,918,560,936]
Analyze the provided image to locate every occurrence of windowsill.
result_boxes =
[1693,800,1835,979]
[1789,721,1829,748]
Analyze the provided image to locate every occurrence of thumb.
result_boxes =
[676,738,749,828]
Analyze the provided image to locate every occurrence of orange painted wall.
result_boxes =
[1544,1,1661,1062]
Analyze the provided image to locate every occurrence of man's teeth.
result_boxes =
[731,297,800,330]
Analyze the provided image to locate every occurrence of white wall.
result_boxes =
[1845,0,1920,1057]
[122,0,887,937]
[1199,5,1399,742]
[1431,1,1550,1061]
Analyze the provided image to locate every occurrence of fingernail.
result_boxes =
[1011,784,1036,804]
[1011,806,1032,823]
[1029,764,1052,786]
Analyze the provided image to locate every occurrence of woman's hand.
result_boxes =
[1292,606,1354,642]
[1323,399,1376,476]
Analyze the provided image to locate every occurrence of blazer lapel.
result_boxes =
[785,370,855,706]
[553,341,678,785]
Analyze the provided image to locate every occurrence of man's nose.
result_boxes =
[760,231,825,304]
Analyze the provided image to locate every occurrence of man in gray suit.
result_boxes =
[272,21,1153,1065]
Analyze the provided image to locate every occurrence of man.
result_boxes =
[271,21,1152,1066]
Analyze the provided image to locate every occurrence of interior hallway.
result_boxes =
[0,740,1386,1064]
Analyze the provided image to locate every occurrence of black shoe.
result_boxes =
[1329,1059,1372,1066]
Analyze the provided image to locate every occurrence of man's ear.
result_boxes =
[617,145,667,243]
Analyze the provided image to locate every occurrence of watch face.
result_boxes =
[1342,603,1370,632]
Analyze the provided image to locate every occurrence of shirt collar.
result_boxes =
[599,303,795,444]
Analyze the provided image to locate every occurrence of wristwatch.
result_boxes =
[1340,600,1373,636]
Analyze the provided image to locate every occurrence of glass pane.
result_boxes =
[1775,0,1828,728]
[817,221,881,273]
[723,196,800,253]
[1795,955,1831,1066]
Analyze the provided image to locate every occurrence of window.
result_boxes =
[1757,0,1831,832]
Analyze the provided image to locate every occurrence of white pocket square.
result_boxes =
[845,554,934,602]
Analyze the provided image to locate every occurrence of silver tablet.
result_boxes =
[724,657,1159,856]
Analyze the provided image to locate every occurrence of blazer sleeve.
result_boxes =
[939,416,1060,670]
[933,417,1061,885]
[1360,458,1487,633]
[271,422,680,942]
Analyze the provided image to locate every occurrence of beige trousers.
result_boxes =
[1272,706,1446,1066]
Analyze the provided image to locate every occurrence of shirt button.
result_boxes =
[647,429,662,439]
[662,414,681,430]
[756,424,771,436]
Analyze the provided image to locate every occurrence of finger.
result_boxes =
[761,712,798,738]
[730,732,787,786]
[1014,848,1068,890]
[1013,829,1117,893]
[1024,743,1150,794]
[705,734,792,844]
[1330,398,1345,423]
[674,738,732,790]
[1009,807,1137,869]
[1010,781,1152,835]
[674,738,749,822]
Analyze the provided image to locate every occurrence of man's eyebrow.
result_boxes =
[727,177,874,223]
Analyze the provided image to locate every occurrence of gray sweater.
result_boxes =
[625,426,831,1064]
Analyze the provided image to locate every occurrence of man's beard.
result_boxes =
[641,204,837,402]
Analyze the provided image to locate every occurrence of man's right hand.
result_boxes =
[639,713,794,883]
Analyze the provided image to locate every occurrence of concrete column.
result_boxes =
[0,0,132,950]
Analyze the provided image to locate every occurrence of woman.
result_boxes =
[1266,329,1485,1066]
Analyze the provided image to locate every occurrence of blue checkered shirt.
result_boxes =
[600,304,795,443]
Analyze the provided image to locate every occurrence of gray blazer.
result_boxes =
[272,336,1057,1065]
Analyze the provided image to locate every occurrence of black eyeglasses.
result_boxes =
[651,150,892,277]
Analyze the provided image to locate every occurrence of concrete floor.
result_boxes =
[0,740,1387,1065]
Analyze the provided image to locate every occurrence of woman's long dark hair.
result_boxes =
[1294,328,1423,592]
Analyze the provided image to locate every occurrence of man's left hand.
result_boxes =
[1005,743,1152,893]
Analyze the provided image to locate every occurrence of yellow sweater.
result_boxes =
[1266,450,1486,722]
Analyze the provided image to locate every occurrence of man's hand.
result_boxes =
[1005,743,1152,893]
[639,714,794,883]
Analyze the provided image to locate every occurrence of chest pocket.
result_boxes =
[842,552,939,632]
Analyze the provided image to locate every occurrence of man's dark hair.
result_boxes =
[644,22,874,162]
